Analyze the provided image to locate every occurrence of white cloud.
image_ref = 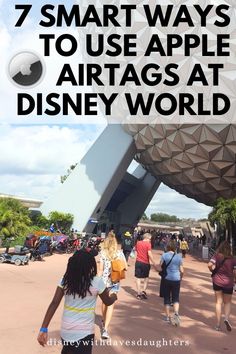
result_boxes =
[0,124,105,199]
[0,2,107,125]
[0,126,93,174]
[146,183,212,220]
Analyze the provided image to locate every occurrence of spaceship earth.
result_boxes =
[78,0,236,206]
[126,123,236,206]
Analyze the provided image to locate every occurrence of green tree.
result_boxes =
[209,198,236,251]
[29,210,49,229]
[150,213,180,223]
[48,211,74,233]
[0,198,32,252]
[60,164,77,184]
[142,212,149,221]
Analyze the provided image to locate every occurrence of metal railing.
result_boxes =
[208,247,216,260]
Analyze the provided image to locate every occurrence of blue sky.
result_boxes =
[0,1,212,219]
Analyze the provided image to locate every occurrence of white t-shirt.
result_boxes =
[58,276,106,342]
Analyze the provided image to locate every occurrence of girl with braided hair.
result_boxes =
[37,249,117,354]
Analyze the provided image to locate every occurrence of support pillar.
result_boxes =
[117,165,161,234]
[41,125,136,232]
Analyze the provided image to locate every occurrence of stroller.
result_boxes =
[30,236,52,261]
[79,234,102,255]
[24,234,37,249]
[51,235,69,253]
[23,235,42,261]
[66,238,80,253]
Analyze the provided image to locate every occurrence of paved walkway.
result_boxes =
[0,250,235,354]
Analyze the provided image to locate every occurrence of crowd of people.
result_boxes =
[37,230,236,354]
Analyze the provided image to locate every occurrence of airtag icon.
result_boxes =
[9,51,44,87]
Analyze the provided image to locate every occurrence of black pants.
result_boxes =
[159,277,165,298]
[61,334,94,354]
[123,250,131,262]
[163,280,181,305]
[181,250,187,258]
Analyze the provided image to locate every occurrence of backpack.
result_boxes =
[111,258,126,283]
[124,238,132,249]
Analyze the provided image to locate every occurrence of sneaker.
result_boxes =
[141,291,148,299]
[224,319,232,332]
[163,316,171,323]
[215,325,221,331]
[101,328,110,340]
[136,294,143,300]
[171,313,180,327]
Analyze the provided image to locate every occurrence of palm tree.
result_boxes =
[209,198,236,252]
[0,198,31,252]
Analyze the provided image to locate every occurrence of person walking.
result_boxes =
[98,232,127,340]
[37,249,117,354]
[135,233,158,300]
[121,231,134,264]
[180,238,189,258]
[208,240,236,331]
[160,240,184,326]
[175,235,181,253]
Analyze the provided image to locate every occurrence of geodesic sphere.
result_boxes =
[78,0,236,205]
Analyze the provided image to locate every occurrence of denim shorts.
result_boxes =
[108,282,120,293]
